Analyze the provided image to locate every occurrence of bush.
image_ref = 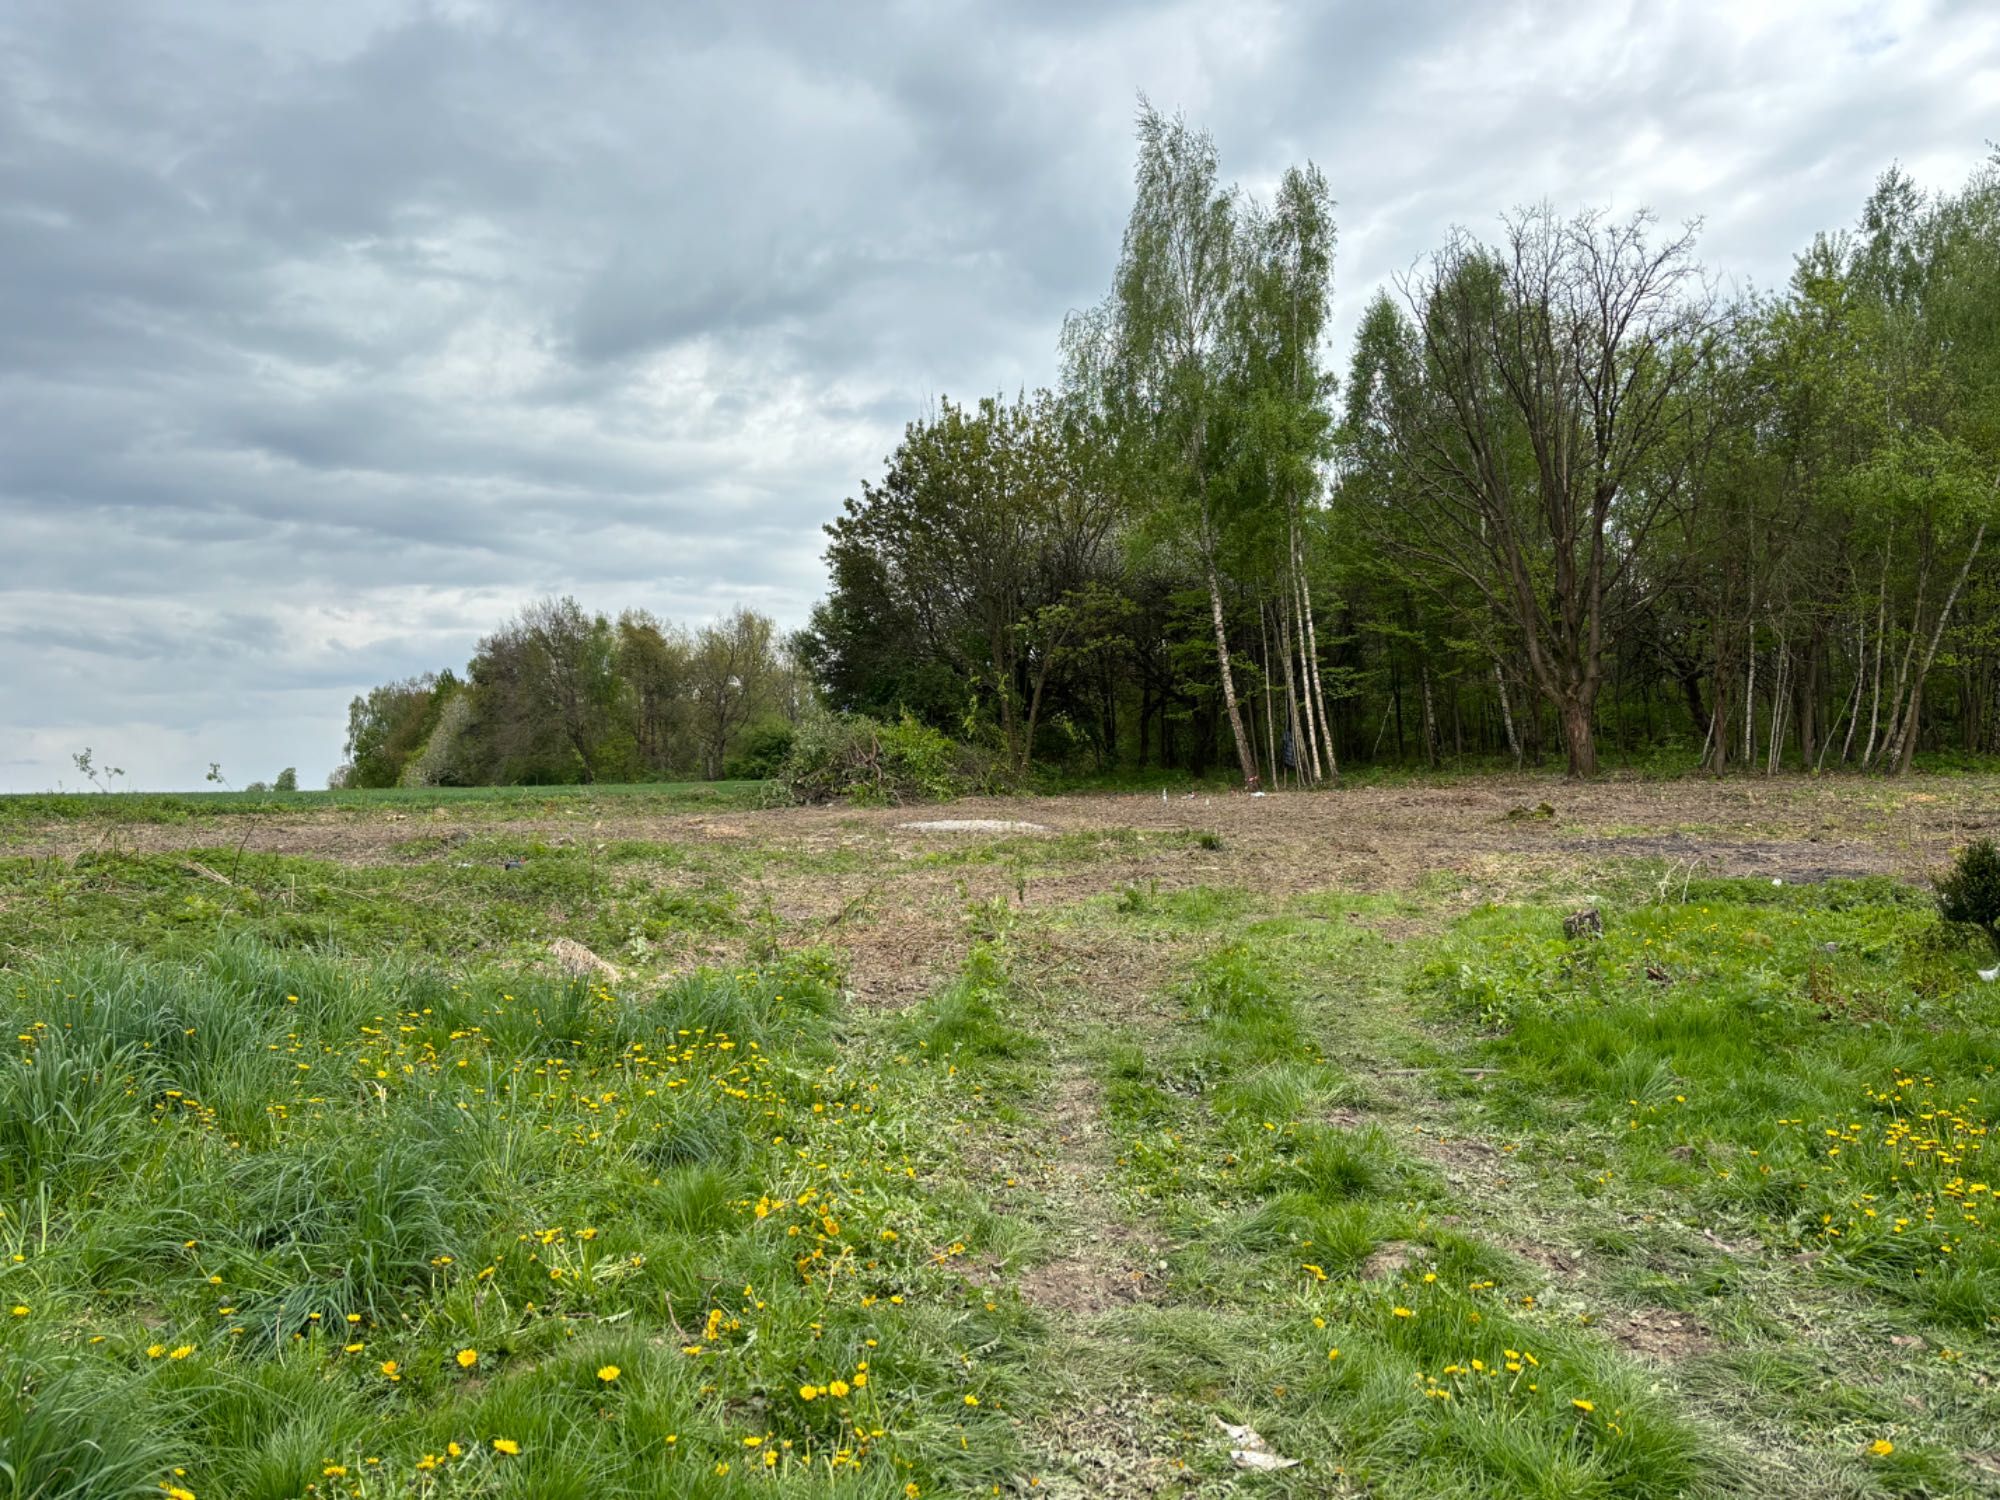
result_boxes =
[773,709,1003,805]
[1936,837,2000,956]
[723,721,795,780]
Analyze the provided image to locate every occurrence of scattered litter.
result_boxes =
[1251,790,1267,798]
[1981,966,1999,984]
[1213,1416,1300,1472]
[898,819,1048,833]
[503,857,526,870]
[1771,877,1784,886]
[549,939,621,982]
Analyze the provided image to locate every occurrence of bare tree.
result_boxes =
[690,607,779,779]
[1369,207,1721,775]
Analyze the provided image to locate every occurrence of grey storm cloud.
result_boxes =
[2,0,1995,790]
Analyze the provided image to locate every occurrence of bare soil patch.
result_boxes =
[1013,1069,1165,1316]
[1606,1306,1717,1363]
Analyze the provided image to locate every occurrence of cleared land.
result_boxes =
[2,774,1997,1497]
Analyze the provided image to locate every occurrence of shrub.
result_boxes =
[773,709,1002,804]
[722,721,795,780]
[1936,837,2000,956]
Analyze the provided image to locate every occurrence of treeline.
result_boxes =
[342,113,1998,790]
[335,599,804,787]
[803,108,2000,782]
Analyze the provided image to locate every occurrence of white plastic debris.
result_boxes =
[1771,877,1784,886]
[1214,1416,1300,1472]
[1980,966,1999,984]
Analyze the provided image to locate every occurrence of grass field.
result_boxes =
[2,775,1997,1497]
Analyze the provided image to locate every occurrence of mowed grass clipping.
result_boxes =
[0,940,1041,1499]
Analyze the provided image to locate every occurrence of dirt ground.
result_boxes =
[20,774,1995,1008]
[23,774,1991,873]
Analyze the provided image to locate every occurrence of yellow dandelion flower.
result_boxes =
[598,1365,621,1383]
[1870,1439,1895,1457]
[1573,1399,1595,1413]
[168,1345,194,1360]
[456,1348,478,1369]
[491,1438,521,1456]
[799,1384,820,1401]
[828,1379,850,1398]
[963,1394,980,1407]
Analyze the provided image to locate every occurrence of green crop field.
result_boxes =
[2,775,1997,1498]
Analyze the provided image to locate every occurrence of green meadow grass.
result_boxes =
[0,939,1050,1499]
[0,781,769,833]
[5,790,1999,1497]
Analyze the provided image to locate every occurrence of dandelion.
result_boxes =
[1328,1348,1340,1360]
[1392,1307,1413,1318]
[169,1345,194,1360]
[147,1345,166,1359]
[598,1365,621,1383]
[963,1394,980,1407]
[8,1305,25,1317]
[492,1438,521,1456]
[456,1348,478,1369]
[1573,1399,1595,1413]
[907,1486,922,1498]
[1870,1439,1895,1457]
[828,1379,850,1398]
[799,1384,820,1401]
[344,1342,364,1353]
[380,1360,400,1379]
[323,1465,349,1478]
[165,1488,197,1500]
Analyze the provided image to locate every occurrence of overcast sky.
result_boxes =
[2,0,1994,792]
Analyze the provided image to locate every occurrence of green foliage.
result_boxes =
[772,709,1001,805]
[721,722,794,781]
[1934,837,2000,954]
